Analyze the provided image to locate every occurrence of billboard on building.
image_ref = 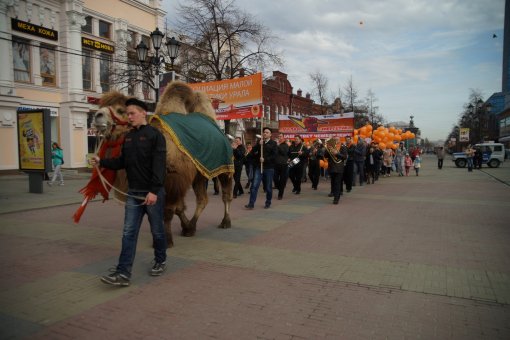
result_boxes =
[278,112,354,139]
[16,109,52,171]
[459,128,470,142]
[188,73,263,120]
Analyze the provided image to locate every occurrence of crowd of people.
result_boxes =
[229,129,424,209]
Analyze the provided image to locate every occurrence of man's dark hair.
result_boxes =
[125,98,148,112]
[263,127,272,133]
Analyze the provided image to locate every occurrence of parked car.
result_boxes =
[451,143,505,168]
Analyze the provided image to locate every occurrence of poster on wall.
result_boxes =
[459,128,470,142]
[17,109,52,171]
[188,73,263,120]
[278,112,355,139]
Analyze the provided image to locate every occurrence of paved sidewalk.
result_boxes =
[0,155,509,339]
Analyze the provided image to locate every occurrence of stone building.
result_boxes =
[0,0,165,170]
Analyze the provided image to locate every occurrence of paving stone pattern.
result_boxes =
[0,156,509,339]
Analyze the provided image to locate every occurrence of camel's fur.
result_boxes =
[152,81,233,246]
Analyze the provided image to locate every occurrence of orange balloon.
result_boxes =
[354,129,359,135]
[391,143,397,149]
[394,135,402,142]
[360,126,367,135]
[353,135,359,143]
[379,142,386,149]
[366,124,373,131]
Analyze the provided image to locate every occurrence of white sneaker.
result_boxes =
[59,183,64,186]
[47,182,53,186]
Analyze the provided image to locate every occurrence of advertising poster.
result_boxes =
[278,112,355,139]
[17,110,51,171]
[459,128,470,142]
[189,73,263,120]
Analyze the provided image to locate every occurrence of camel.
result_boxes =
[75,82,234,247]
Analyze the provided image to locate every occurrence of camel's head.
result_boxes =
[92,91,130,139]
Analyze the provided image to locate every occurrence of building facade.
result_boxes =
[0,0,165,170]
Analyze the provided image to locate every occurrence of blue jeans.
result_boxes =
[248,167,274,207]
[117,188,167,277]
[467,157,474,170]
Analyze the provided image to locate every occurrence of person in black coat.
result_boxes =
[274,133,290,200]
[342,136,355,193]
[245,128,278,209]
[324,138,348,204]
[232,137,246,198]
[288,135,309,195]
[308,139,324,190]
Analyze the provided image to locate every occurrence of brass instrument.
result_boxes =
[326,138,343,164]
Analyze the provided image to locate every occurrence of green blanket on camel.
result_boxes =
[151,112,234,179]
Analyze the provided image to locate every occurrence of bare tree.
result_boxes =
[175,0,283,81]
[341,75,359,112]
[309,71,329,114]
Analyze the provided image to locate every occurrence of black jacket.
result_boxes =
[275,142,290,165]
[325,145,348,173]
[100,124,167,194]
[251,139,278,169]
[233,144,246,167]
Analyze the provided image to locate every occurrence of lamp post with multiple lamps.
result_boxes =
[135,28,180,104]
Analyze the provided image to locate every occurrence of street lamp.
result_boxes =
[167,36,181,69]
[135,28,180,103]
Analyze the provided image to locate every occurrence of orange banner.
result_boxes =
[189,73,263,120]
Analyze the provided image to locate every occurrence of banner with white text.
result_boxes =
[189,73,263,120]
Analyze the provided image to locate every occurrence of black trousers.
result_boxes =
[233,164,244,195]
[438,159,443,169]
[330,171,343,200]
[342,160,353,191]
[289,164,303,193]
[308,161,320,189]
[274,163,289,198]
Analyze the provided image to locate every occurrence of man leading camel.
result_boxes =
[91,98,167,286]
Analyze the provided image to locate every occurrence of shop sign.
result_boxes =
[18,105,58,117]
[82,37,114,53]
[11,18,58,41]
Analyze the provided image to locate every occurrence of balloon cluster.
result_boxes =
[353,124,415,150]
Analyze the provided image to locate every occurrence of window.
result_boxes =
[40,45,56,86]
[82,16,93,34]
[12,38,31,83]
[99,52,111,92]
[82,49,93,90]
[99,20,111,39]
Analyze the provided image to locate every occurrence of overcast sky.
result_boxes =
[164,0,505,141]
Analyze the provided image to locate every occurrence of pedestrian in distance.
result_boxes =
[90,98,167,287]
[413,154,422,176]
[404,153,413,176]
[48,142,64,186]
[466,144,475,172]
[436,146,445,169]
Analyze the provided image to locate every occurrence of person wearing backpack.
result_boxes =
[48,142,64,186]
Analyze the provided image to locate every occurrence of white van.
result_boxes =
[451,142,505,168]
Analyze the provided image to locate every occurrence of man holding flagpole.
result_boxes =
[245,127,277,209]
